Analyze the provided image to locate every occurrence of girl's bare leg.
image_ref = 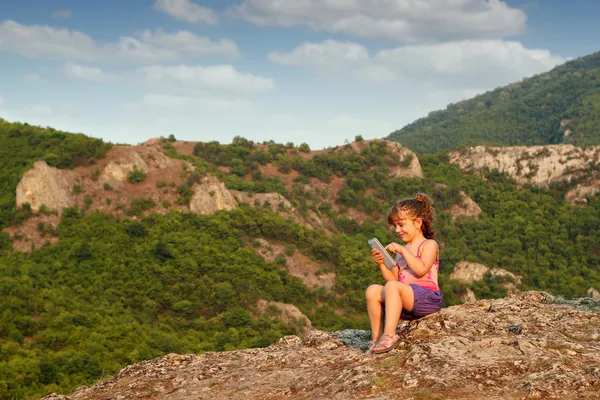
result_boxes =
[383,281,415,335]
[365,284,385,341]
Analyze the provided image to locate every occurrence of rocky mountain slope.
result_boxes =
[41,291,600,400]
[387,51,600,153]
[5,138,422,252]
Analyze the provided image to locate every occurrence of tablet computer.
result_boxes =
[368,237,397,270]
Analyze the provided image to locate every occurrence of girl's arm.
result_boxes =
[387,241,438,277]
[371,249,399,282]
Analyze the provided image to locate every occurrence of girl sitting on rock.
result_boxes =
[366,193,443,354]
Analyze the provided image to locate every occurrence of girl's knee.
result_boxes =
[366,284,383,300]
[384,280,402,290]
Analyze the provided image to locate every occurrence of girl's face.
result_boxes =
[391,211,422,243]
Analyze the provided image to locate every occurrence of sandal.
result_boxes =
[373,333,401,354]
[365,339,377,355]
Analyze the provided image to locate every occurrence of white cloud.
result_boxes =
[268,40,370,71]
[138,65,275,93]
[154,0,219,25]
[0,20,237,62]
[134,93,255,113]
[137,29,239,58]
[51,10,72,19]
[63,62,114,83]
[230,0,527,42]
[269,39,566,88]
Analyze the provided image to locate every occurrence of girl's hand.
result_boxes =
[371,249,384,265]
[385,242,404,255]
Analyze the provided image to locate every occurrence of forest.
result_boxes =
[1,119,600,399]
[387,51,600,154]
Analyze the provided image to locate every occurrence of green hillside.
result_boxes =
[1,121,600,399]
[0,118,111,234]
[387,51,600,154]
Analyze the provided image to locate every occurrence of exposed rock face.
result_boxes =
[16,161,78,213]
[449,261,490,283]
[450,261,522,294]
[588,287,600,300]
[387,141,424,179]
[338,139,423,179]
[448,145,600,204]
[256,300,313,333]
[190,175,238,215]
[450,191,482,221]
[42,292,600,400]
[99,147,177,189]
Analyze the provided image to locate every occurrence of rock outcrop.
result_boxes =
[16,161,78,213]
[252,238,336,289]
[450,261,523,294]
[189,175,238,215]
[41,292,600,400]
[338,139,423,179]
[449,261,490,283]
[387,141,424,179]
[256,300,313,333]
[99,147,177,189]
[451,191,482,221]
[448,145,600,204]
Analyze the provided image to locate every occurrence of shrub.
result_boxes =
[128,168,147,184]
[73,184,82,194]
[299,143,311,153]
[126,197,156,217]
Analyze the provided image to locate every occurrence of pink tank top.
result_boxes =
[396,239,440,291]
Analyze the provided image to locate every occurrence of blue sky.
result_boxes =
[1,0,599,149]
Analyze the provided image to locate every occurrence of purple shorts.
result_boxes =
[401,284,443,321]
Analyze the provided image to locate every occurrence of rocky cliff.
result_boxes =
[448,145,600,204]
[41,291,600,400]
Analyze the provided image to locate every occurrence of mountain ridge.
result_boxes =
[387,50,600,154]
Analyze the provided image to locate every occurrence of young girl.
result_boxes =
[365,193,443,354]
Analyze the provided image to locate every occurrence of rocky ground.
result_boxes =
[41,291,600,400]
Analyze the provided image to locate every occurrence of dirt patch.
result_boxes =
[170,140,197,156]
[257,164,300,192]
[5,214,61,252]
[251,238,336,289]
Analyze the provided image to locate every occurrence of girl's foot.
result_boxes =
[373,333,401,354]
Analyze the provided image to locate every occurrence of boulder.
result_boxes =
[16,161,78,213]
